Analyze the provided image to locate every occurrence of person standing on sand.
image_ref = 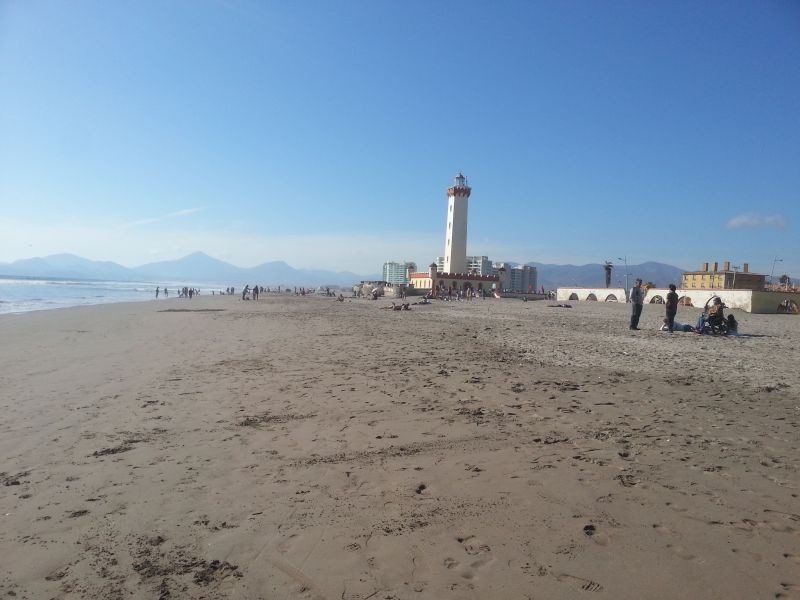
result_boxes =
[665,283,679,333]
[629,278,645,330]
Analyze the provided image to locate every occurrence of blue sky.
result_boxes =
[1,1,798,276]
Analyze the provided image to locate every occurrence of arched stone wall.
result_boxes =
[557,286,800,313]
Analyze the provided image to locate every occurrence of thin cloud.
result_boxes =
[123,207,204,228]
[725,214,787,230]
[167,208,204,218]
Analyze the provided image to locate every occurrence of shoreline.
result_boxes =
[1,295,798,599]
[0,276,245,317]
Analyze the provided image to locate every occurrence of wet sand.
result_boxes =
[1,295,798,599]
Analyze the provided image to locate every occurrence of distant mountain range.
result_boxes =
[0,252,690,290]
[0,252,380,288]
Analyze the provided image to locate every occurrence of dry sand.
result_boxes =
[1,295,798,599]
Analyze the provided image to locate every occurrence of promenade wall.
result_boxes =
[556,287,800,314]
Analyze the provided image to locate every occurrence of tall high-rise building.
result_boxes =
[467,256,493,276]
[435,255,492,276]
[494,263,538,293]
[443,173,470,274]
[382,261,417,284]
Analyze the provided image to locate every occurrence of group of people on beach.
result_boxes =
[155,286,200,299]
[155,284,342,301]
[628,278,739,335]
[425,287,487,302]
[240,285,327,300]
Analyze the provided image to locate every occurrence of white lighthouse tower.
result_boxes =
[443,173,470,274]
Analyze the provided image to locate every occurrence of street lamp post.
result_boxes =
[732,265,740,289]
[617,256,629,300]
[770,258,783,287]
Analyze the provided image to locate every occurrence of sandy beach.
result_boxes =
[1,295,798,600]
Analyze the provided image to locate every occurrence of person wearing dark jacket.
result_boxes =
[629,279,645,330]
[665,283,679,333]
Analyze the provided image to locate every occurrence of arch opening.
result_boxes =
[568,293,579,301]
[605,294,618,302]
[587,293,597,301]
[678,296,693,307]
[650,295,664,304]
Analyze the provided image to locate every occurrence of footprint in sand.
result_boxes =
[592,531,610,546]
[451,535,494,580]
[653,524,701,562]
[556,572,603,593]
[767,520,796,534]
[457,535,490,556]
[276,533,299,554]
[730,548,762,562]
[666,544,696,561]
[443,557,459,569]
[776,582,800,599]
[652,523,672,535]
[583,523,608,544]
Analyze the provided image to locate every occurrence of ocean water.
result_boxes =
[0,277,226,315]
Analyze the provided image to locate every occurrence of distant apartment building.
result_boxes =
[435,255,493,275]
[682,261,765,291]
[467,256,494,276]
[382,261,417,285]
[494,262,538,293]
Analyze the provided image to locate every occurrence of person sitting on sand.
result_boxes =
[660,318,694,333]
[696,297,725,333]
[707,297,724,322]
[726,314,740,336]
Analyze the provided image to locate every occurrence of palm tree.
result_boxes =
[603,261,613,288]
